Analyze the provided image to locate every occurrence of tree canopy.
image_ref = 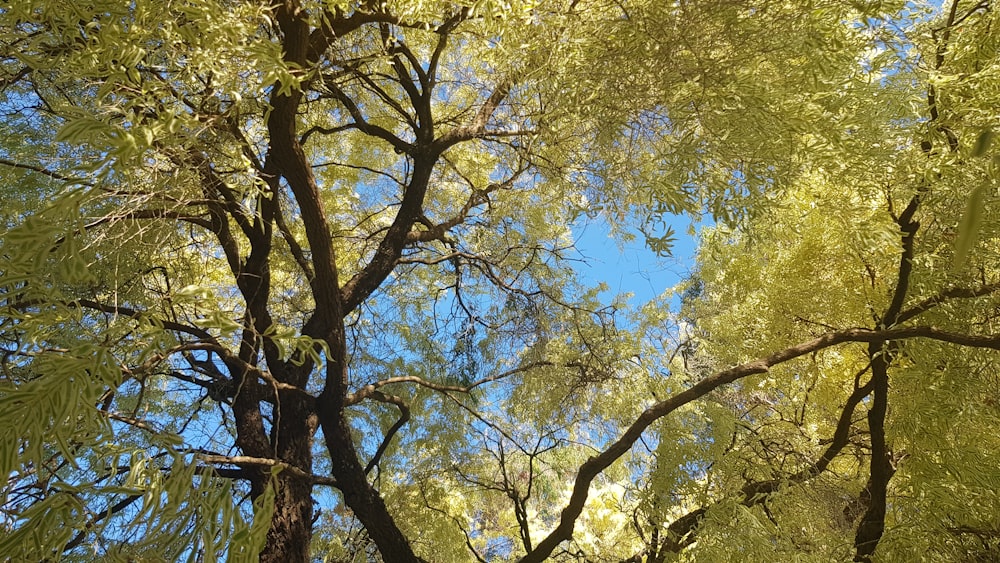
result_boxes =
[1,0,999,561]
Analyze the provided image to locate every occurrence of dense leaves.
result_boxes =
[1,0,999,561]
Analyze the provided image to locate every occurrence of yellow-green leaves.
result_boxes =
[953,129,995,271]
[6,0,1000,561]
[971,129,994,158]
[264,323,329,366]
[0,492,83,561]
[953,183,987,271]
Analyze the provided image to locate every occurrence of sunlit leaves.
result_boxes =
[3,0,1000,561]
[953,129,996,270]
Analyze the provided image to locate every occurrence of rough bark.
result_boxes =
[259,392,319,563]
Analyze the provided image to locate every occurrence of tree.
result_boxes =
[1,0,999,562]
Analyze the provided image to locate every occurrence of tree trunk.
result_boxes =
[259,392,317,563]
[259,474,314,563]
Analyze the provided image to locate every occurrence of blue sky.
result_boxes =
[572,214,699,307]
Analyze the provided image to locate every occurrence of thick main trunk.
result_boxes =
[259,474,314,563]
[259,392,317,563]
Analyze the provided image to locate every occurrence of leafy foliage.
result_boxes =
[2,0,1000,562]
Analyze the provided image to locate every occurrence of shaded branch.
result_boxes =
[63,494,143,553]
[82,209,213,231]
[0,66,32,93]
[637,363,874,557]
[0,157,93,186]
[71,299,213,341]
[299,123,355,145]
[322,82,413,154]
[406,168,524,244]
[273,190,314,281]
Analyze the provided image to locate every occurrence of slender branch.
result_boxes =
[426,12,465,90]
[299,123,355,145]
[628,361,874,557]
[62,309,308,401]
[273,191,314,281]
[338,154,438,315]
[312,159,405,187]
[387,42,429,139]
[897,281,1000,324]
[0,66,32,92]
[0,157,93,186]
[355,58,420,131]
[345,361,553,406]
[323,82,413,154]
[165,370,232,401]
[363,391,410,474]
[190,151,259,241]
[436,82,511,147]
[63,494,143,552]
[927,0,963,151]
[307,8,456,64]
[71,299,213,341]
[196,454,336,486]
[105,412,164,434]
[752,364,875,494]
[420,492,489,563]
[406,169,523,244]
[82,209,213,231]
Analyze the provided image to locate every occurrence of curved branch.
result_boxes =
[405,169,523,243]
[63,494,143,553]
[519,325,1000,562]
[354,61,420,131]
[71,299,213,341]
[897,281,1000,324]
[323,82,413,154]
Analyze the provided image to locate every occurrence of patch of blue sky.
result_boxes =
[571,212,699,312]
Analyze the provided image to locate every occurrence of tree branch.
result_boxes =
[71,299,213,341]
[196,454,337,486]
[897,281,1000,324]
[363,390,410,475]
[345,361,553,406]
[436,83,511,147]
[63,494,143,553]
[519,325,1000,562]
[0,157,93,186]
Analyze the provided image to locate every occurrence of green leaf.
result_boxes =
[953,184,986,272]
[55,117,108,144]
[972,129,994,158]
